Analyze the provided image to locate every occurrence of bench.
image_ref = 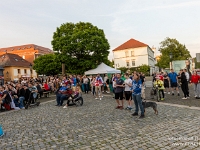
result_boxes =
[43,91,50,98]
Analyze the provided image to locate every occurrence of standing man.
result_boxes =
[140,73,146,100]
[168,69,180,96]
[183,69,190,98]
[115,73,124,110]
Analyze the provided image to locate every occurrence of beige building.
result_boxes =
[0,53,37,81]
[112,38,155,74]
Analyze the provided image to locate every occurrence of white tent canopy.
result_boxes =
[85,63,121,75]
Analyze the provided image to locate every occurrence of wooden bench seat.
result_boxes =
[43,91,50,97]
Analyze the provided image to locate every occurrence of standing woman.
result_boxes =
[131,73,145,118]
[91,76,96,97]
[191,71,200,98]
[124,73,133,110]
[180,69,188,99]
[163,72,170,94]
[83,76,89,94]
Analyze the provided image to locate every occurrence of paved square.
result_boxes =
[0,94,200,150]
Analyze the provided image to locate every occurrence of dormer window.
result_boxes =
[14,58,18,61]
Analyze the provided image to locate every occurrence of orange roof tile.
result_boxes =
[0,53,31,67]
[113,38,148,51]
[0,44,53,54]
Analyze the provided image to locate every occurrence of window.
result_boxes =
[24,69,27,74]
[17,69,21,74]
[126,61,129,67]
[131,51,134,56]
[30,69,33,74]
[125,51,129,57]
[14,58,18,61]
[132,60,135,66]
[22,55,25,59]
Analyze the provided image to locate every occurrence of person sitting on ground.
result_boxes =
[28,83,38,103]
[43,81,50,92]
[63,86,81,109]
[55,83,69,106]
[36,82,43,98]
[17,84,26,109]
[154,76,165,101]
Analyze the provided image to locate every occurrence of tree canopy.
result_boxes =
[33,54,61,75]
[51,22,110,74]
[157,37,191,68]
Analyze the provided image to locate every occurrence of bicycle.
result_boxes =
[150,85,160,102]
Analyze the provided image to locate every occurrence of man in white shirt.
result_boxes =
[183,69,190,97]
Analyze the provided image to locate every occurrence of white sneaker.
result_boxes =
[164,92,166,93]
[21,107,25,109]
[182,97,187,99]
[168,92,170,94]
[63,106,67,108]
[195,95,197,98]
[100,98,102,100]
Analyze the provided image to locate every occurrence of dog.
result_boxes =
[142,101,158,115]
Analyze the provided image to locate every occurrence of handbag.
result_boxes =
[0,125,4,137]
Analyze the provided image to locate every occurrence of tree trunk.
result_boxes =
[62,63,65,75]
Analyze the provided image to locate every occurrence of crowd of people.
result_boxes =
[1,69,199,119]
[152,68,200,100]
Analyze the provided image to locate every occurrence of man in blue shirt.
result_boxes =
[55,83,69,106]
[168,69,180,96]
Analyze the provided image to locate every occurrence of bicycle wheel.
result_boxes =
[150,89,154,99]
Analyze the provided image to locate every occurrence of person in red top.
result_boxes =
[190,71,200,98]
[43,82,50,91]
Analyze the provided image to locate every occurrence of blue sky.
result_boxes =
[0,0,200,60]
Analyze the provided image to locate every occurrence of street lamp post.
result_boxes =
[29,63,32,78]
[169,52,173,69]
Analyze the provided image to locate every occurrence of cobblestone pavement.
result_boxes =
[1,93,200,150]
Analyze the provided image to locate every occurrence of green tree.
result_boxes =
[157,37,191,68]
[104,59,114,68]
[51,22,110,74]
[194,57,200,69]
[33,54,61,75]
[138,64,150,75]
[118,67,128,73]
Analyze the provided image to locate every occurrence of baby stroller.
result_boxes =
[25,92,40,109]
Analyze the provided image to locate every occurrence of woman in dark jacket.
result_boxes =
[180,69,188,99]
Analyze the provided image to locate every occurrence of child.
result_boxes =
[63,86,81,108]
[154,76,165,100]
